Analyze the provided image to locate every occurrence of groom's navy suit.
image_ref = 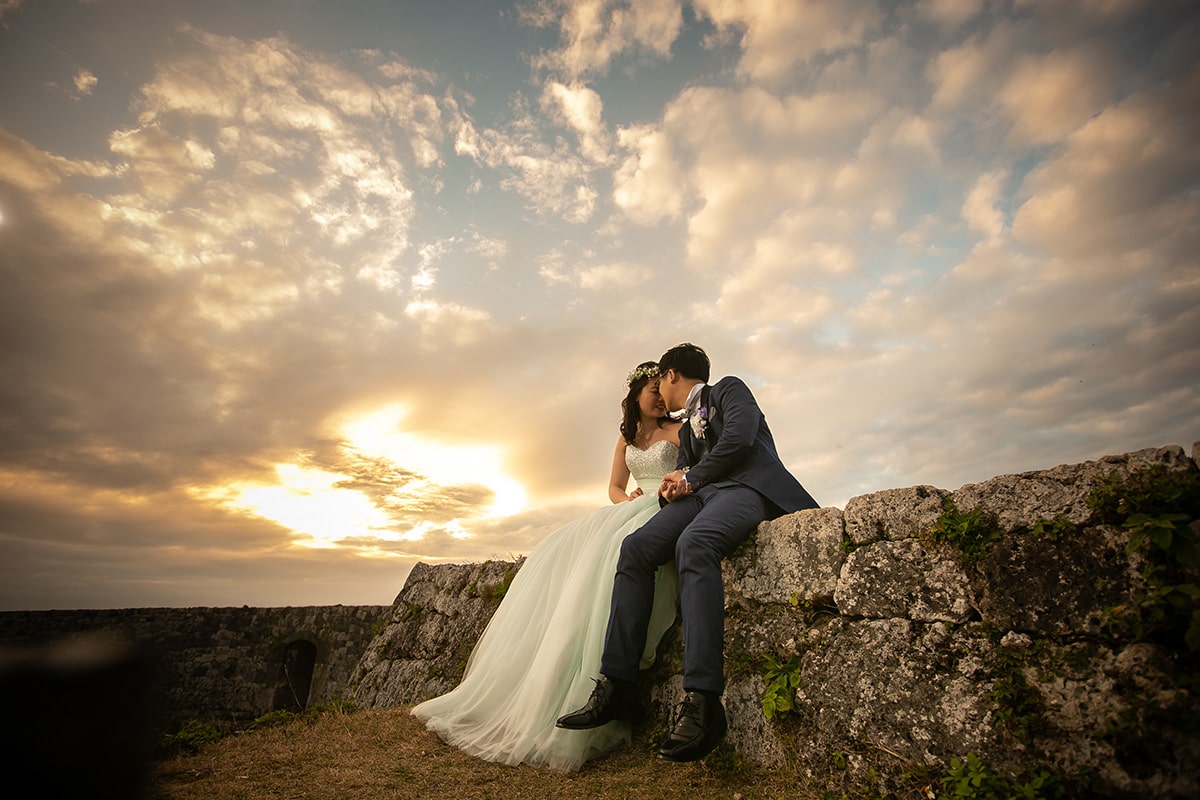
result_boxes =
[600,377,818,694]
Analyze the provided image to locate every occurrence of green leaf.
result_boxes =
[1127,528,1148,553]
[1149,524,1174,550]
[1175,527,1200,566]
[1186,610,1200,653]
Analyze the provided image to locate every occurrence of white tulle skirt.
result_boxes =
[412,492,678,771]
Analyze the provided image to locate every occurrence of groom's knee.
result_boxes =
[618,528,665,573]
[674,527,724,573]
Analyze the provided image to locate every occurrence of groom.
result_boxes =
[556,343,819,762]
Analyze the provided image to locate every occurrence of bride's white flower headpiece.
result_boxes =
[626,364,660,386]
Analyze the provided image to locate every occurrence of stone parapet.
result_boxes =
[362,442,1200,797]
[0,604,389,731]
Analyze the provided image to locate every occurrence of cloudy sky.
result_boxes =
[1,0,1197,611]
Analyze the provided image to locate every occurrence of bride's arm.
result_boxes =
[608,435,637,503]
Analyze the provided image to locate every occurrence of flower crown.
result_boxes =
[626,364,660,386]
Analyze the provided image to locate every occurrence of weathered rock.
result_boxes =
[350,559,520,708]
[724,506,845,605]
[791,618,1001,770]
[1021,641,1199,797]
[723,672,790,767]
[350,442,1200,797]
[835,538,974,623]
[952,445,1191,532]
[975,524,1137,637]
[843,485,948,546]
[722,602,813,676]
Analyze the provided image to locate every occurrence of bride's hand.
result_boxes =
[628,487,644,500]
[659,472,691,502]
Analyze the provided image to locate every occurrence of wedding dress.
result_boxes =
[412,439,680,771]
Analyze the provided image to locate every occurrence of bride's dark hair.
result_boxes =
[620,361,662,445]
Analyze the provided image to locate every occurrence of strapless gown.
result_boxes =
[411,440,680,771]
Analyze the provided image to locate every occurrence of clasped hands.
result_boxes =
[658,469,692,502]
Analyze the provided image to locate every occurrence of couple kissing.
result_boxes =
[413,343,818,769]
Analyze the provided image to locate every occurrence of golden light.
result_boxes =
[340,403,527,518]
[201,403,527,551]
[212,463,396,548]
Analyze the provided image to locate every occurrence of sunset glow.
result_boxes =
[217,464,395,549]
[340,404,528,520]
[2,0,1196,610]
[200,404,529,551]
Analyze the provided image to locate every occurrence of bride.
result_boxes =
[411,361,681,771]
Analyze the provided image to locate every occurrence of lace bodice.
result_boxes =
[625,439,679,494]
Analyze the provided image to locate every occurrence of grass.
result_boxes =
[149,707,818,800]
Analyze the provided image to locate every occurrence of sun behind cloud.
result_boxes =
[198,403,528,551]
[340,404,527,519]
[219,463,396,549]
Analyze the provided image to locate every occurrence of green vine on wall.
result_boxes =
[928,497,1001,563]
[1088,463,1200,652]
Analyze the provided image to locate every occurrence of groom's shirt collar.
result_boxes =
[669,382,708,421]
[683,382,707,418]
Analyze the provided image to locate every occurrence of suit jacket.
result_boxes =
[673,376,818,516]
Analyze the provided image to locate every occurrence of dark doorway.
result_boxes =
[271,639,317,712]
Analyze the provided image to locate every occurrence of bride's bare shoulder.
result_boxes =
[662,420,682,445]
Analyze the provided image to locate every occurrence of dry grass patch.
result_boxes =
[150,707,817,800]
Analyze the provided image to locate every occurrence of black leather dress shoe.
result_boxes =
[658,691,727,762]
[555,677,639,729]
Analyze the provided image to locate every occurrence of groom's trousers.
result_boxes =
[600,483,771,695]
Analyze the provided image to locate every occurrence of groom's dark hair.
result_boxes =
[659,343,710,382]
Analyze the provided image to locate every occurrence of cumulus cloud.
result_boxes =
[926,24,1019,110]
[542,80,612,163]
[962,169,1009,240]
[917,0,984,30]
[455,95,599,222]
[72,68,98,97]
[524,0,683,78]
[1012,71,1200,261]
[999,47,1115,145]
[693,0,885,84]
[0,25,554,606]
[612,123,685,223]
[2,0,1196,610]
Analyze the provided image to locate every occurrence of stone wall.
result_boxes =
[351,559,520,707]
[352,443,1200,798]
[0,605,389,731]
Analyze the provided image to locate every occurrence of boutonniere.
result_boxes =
[691,405,709,440]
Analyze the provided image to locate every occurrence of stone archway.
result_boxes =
[271,639,317,712]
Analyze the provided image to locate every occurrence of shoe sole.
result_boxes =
[657,714,727,762]
[555,717,619,730]
[555,709,640,730]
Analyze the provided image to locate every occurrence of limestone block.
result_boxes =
[725,506,845,605]
[975,524,1134,637]
[835,539,973,623]
[723,673,789,768]
[843,485,948,546]
[723,602,812,667]
[1019,641,1198,798]
[952,445,1191,532]
[350,559,519,708]
[790,618,1002,771]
